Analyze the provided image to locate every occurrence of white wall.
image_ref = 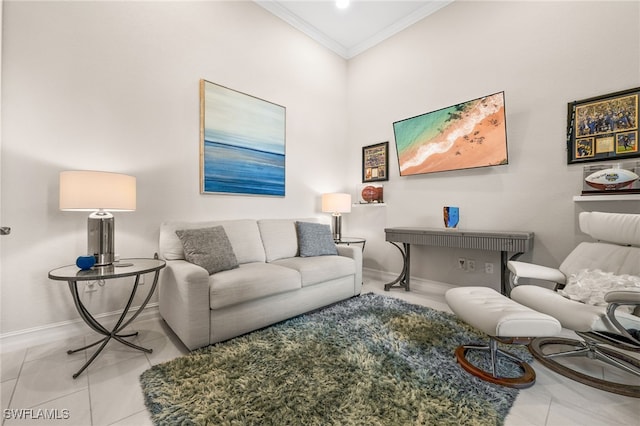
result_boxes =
[346,1,639,290]
[0,1,348,335]
[1,1,639,340]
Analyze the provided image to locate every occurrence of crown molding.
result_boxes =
[255,0,349,58]
[255,0,453,60]
[347,1,453,59]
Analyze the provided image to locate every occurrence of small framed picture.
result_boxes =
[362,142,389,182]
[567,87,639,164]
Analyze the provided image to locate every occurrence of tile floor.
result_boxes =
[1,277,639,425]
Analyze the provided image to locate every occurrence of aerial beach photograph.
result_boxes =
[394,92,508,176]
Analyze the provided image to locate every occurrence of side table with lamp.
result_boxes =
[51,170,166,378]
[322,193,367,251]
[321,192,351,241]
[48,258,165,379]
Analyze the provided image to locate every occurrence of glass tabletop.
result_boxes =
[335,237,366,244]
[48,258,166,281]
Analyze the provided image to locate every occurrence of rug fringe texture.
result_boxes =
[140,293,531,425]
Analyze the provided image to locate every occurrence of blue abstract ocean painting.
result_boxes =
[201,80,286,196]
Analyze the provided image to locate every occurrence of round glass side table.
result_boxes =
[48,258,166,378]
[334,236,366,252]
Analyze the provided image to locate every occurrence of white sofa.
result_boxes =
[157,218,362,350]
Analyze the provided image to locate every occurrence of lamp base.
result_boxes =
[88,211,114,266]
[331,213,342,242]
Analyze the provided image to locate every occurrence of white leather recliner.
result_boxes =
[508,211,640,397]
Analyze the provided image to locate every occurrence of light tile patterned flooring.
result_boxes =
[1,276,639,425]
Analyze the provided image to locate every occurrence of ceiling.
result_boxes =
[255,0,454,59]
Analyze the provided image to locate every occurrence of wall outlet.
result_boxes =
[85,281,97,293]
[458,258,466,270]
[485,262,494,274]
[139,274,145,285]
[467,259,476,272]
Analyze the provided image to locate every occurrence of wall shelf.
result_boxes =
[573,194,640,202]
[353,203,387,207]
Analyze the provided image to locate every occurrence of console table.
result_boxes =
[48,258,166,378]
[384,227,534,296]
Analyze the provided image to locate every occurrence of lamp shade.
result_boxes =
[321,193,351,213]
[60,171,136,212]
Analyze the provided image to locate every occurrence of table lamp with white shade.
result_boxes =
[59,170,136,266]
[321,193,351,241]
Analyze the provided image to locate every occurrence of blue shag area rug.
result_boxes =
[140,293,530,425]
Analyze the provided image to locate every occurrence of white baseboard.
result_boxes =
[363,267,455,296]
[0,303,160,354]
[1,269,455,354]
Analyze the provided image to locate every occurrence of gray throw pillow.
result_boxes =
[175,226,239,275]
[296,221,338,257]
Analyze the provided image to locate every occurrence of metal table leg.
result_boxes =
[66,270,161,379]
[384,242,411,291]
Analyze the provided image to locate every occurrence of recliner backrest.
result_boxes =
[579,211,640,247]
[559,212,640,277]
[559,241,640,277]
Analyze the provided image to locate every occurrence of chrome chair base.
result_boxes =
[455,338,537,389]
[529,333,640,398]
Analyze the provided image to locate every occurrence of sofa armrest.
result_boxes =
[158,260,210,350]
[507,260,566,286]
[336,245,363,293]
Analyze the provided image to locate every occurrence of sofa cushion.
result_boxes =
[176,226,239,275]
[258,218,319,262]
[160,219,266,264]
[258,219,299,262]
[272,256,354,287]
[296,221,338,257]
[209,262,301,310]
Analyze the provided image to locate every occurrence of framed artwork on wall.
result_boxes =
[567,87,639,164]
[200,79,286,196]
[362,141,389,182]
[392,92,508,176]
